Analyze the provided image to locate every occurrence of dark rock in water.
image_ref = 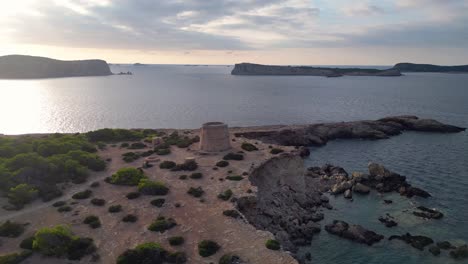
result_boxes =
[344,189,352,199]
[325,220,384,245]
[378,216,398,228]
[299,147,310,158]
[353,183,370,194]
[384,200,393,204]
[389,233,434,250]
[403,187,431,198]
[413,206,444,219]
[429,245,441,256]
[437,241,456,250]
[450,244,468,260]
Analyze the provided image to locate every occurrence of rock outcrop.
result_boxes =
[0,55,112,79]
[234,116,465,147]
[231,63,402,77]
[325,220,384,245]
[413,206,444,219]
[389,233,434,250]
[393,62,468,73]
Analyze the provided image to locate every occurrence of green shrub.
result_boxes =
[241,142,258,152]
[72,189,92,199]
[86,128,144,142]
[148,217,177,233]
[270,148,284,154]
[67,237,96,260]
[150,198,166,208]
[7,184,38,208]
[138,179,169,195]
[223,210,241,219]
[122,152,140,163]
[32,225,73,256]
[128,142,146,149]
[198,240,220,257]
[155,148,171,155]
[117,242,167,264]
[187,187,204,198]
[108,204,122,213]
[179,175,187,180]
[265,239,280,250]
[126,192,141,199]
[38,185,63,202]
[0,221,25,238]
[109,167,145,186]
[226,175,243,181]
[223,153,244,161]
[0,251,32,264]
[171,160,198,171]
[122,214,138,223]
[217,189,233,201]
[189,172,203,179]
[83,215,101,229]
[90,181,100,188]
[159,161,176,169]
[216,160,229,167]
[57,206,72,212]
[166,251,187,263]
[19,236,34,250]
[52,201,66,207]
[121,142,129,148]
[90,198,105,206]
[219,254,241,264]
[168,236,185,246]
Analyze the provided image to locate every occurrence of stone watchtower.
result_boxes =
[199,122,231,152]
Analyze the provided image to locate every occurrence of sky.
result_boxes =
[1,0,468,65]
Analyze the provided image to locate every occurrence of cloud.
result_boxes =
[342,3,385,16]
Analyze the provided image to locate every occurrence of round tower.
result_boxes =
[199,122,231,152]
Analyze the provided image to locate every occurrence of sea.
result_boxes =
[1,64,467,264]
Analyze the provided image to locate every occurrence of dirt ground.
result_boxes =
[0,129,298,264]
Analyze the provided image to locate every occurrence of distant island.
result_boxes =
[231,63,402,77]
[393,63,468,73]
[0,55,112,79]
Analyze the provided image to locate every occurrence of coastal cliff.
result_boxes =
[231,63,402,77]
[0,55,112,79]
[393,63,468,73]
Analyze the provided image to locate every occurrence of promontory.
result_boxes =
[0,55,112,79]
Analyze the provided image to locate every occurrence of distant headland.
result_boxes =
[393,63,468,73]
[0,55,112,79]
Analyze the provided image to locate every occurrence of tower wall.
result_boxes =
[199,122,231,152]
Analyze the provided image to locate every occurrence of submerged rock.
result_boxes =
[378,216,398,228]
[325,220,384,245]
[450,244,468,260]
[429,245,441,256]
[437,241,456,250]
[413,206,444,219]
[353,183,370,194]
[389,233,434,250]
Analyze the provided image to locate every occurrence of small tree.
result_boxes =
[7,183,38,207]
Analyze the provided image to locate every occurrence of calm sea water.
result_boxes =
[1,65,467,263]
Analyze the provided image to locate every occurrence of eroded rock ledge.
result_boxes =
[234,115,465,147]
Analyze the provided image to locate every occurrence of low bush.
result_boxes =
[223,210,241,219]
[179,175,187,180]
[7,183,38,208]
[90,198,106,206]
[0,251,32,264]
[86,128,145,142]
[67,237,96,260]
[226,175,243,181]
[241,142,258,152]
[72,189,92,199]
[187,187,204,198]
[171,160,198,171]
[159,161,176,169]
[217,189,233,201]
[128,142,146,149]
[109,167,145,186]
[138,179,169,196]
[265,239,280,250]
[219,254,242,264]
[122,152,140,163]
[223,153,244,161]
[189,172,203,179]
[0,221,25,238]
[122,214,138,223]
[20,236,35,250]
[198,240,220,257]
[108,204,122,213]
[116,242,168,264]
[150,198,166,208]
[52,201,66,207]
[270,148,284,154]
[216,160,229,167]
[57,206,72,212]
[121,142,129,148]
[148,217,177,233]
[126,192,141,199]
[168,236,185,246]
[38,185,63,202]
[155,148,171,155]
[166,251,187,263]
[83,215,101,229]
[90,181,100,188]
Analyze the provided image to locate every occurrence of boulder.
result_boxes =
[331,181,352,195]
[325,220,384,245]
[378,216,398,228]
[344,189,352,199]
[413,206,443,219]
[353,183,370,194]
[389,233,434,250]
[368,163,393,178]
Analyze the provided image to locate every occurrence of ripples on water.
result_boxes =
[0,65,467,263]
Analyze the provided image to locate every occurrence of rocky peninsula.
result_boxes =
[393,62,468,73]
[0,55,112,79]
[231,63,402,77]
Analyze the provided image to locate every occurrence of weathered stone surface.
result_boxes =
[389,233,434,250]
[325,220,384,245]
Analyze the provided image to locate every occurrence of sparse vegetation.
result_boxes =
[189,172,203,179]
[168,236,185,246]
[57,206,72,212]
[122,152,140,163]
[128,142,146,149]
[90,198,105,206]
[265,239,280,250]
[223,153,244,161]
[72,189,92,199]
[0,221,25,238]
[150,198,166,207]
[217,189,233,201]
[171,160,198,171]
[138,179,169,195]
[108,204,122,213]
[108,167,145,186]
[19,236,35,250]
[117,242,186,264]
[198,240,220,257]
[223,210,241,219]
[241,142,258,152]
[0,251,32,264]
[126,192,141,199]
[216,160,229,167]
[270,148,284,154]
[148,217,177,233]
[83,215,101,229]
[179,175,187,180]
[122,214,138,223]
[159,160,176,169]
[52,201,66,207]
[226,175,243,181]
[187,187,204,198]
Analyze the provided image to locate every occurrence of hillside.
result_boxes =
[393,63,468,72]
